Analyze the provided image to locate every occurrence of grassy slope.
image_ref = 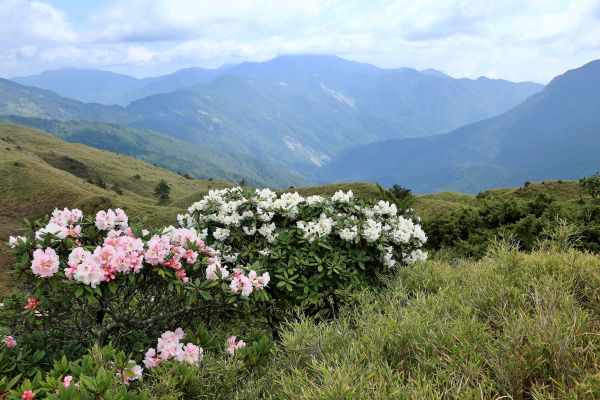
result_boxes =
[268,247,600,399]
[0,123,231,295]
[287,180,586,218]
[0,116,311,189]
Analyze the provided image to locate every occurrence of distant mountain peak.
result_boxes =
[420,68,451,78]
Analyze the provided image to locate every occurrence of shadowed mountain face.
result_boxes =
[320,60,600,194]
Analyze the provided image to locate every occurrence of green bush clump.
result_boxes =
[178,187,428,319]
[424,192,600,258]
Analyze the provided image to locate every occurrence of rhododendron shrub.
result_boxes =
[3,208,269,359]
[179,188,427,316]
[2,329,271,399]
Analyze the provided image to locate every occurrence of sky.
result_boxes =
[1,0,600,83]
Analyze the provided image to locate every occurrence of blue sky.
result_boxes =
[1,0,600,82]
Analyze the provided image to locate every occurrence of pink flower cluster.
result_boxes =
[143,328,203,369]
[64,229,145,287]
[225,335,246,356]
[62,375,73,388]
[35,208,83,243]
[23,298,40,310]
[30,248,60,278]
[145,234,200,284]
[22,208,272,297]
[95,208,128,231]
[3,335,17,348]
[21,390,35,400]
[229,268,270,297]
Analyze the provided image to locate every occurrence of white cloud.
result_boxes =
[0,0,77,45]
[1,0,600,82]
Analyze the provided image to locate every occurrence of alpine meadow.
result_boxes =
[1,1,600,399]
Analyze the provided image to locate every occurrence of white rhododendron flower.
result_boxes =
[180,187,428,273]
[338,226,358,241]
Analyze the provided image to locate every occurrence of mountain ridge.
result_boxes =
[320,59,600,193]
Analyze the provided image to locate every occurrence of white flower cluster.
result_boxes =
[180,188,428,268]
[297,214,334,242]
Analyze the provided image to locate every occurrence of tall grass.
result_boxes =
[266,247,600,399]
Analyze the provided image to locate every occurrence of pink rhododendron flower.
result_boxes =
[230,274,253,296]
[206,263,229,281]
[24,298,40,310]
[95,209,128,231]
[115,208,128,227]
[184,249,197,264]
[156,328,186,359]
[3,335,16,348]
[94,245,116,266]
[31,248,60,278]
[21,390,35,400]
[248,270,271,289]
[176,343,203,365]
[143,348,162,369]
[145,235,171,265]
[73,254,105,287]
[63,375,73,388]
[143,329,203,369]
[225,336,246,356]
[175,269,188,284]
[66,225,81,238]
[50,207,82,226]
[68,247,90,265]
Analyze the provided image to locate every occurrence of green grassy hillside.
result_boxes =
[0,123,231,295]
[0,116,310,188]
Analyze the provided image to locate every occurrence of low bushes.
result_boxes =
[424,192,600,258]
[178,187,427,318]
[268,246,600,399]
[0,206,271,397]
[4,188,598,399]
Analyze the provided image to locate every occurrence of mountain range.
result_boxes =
[3,55,544,184]
[320,60,600,193]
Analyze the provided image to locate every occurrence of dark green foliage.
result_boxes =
[95,177,107,189]
[389,184,412,200]
[423,190,600,258]
[579,170,600,199]
[177,171,193,180]
[377,183,414,212]
[153,180,171,201]
[41,154,91,180]
[112,184,124,195]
